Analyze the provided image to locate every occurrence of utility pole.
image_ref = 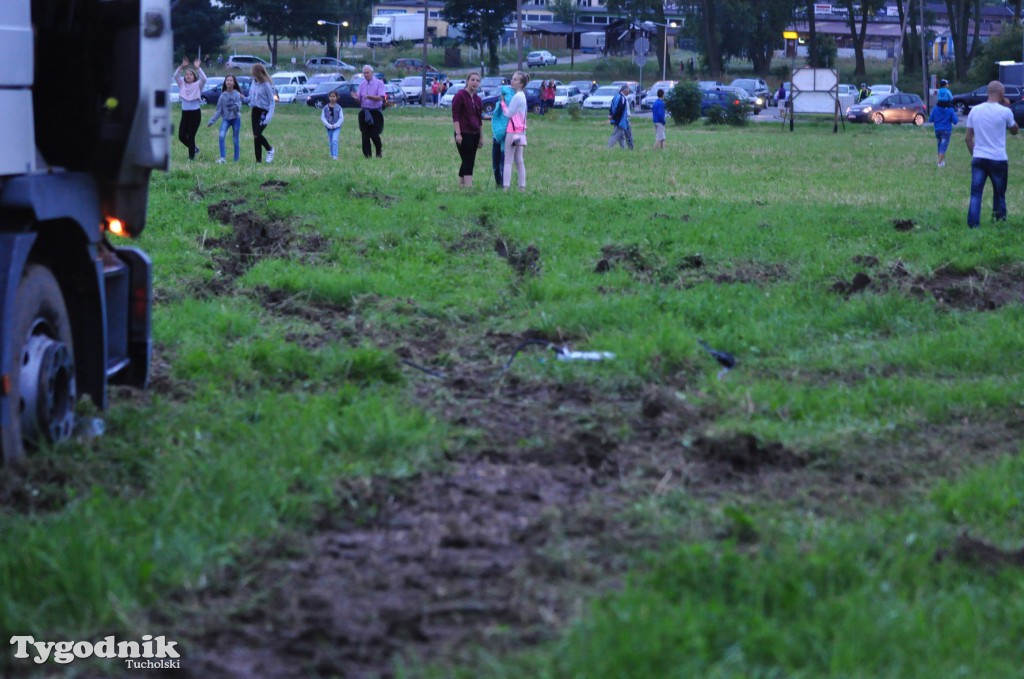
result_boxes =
[517,0,523,70]
[421,0,429,106]
[919,0,928,108]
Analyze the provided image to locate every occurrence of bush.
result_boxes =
[725,100,750,126]
[703,105,727,125]
[665,81,702,125]
[567,102,582,122]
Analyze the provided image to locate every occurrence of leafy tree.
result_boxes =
[684,0,795,77]
[945,0,983,80]
[220,0,342,67]
[172,0,230,62]
[441,0,516,74]
[606,0,673,82]
[968,22,1022,83]
[839,0,884,76]
[665,81,702,123]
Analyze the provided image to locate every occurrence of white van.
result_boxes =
[271,71,308,88]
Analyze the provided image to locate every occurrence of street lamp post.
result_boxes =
[316,19,349,61]
[661,21,677,81]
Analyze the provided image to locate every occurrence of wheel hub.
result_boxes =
[19,331,76,445]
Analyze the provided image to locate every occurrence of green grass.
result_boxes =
[4,103,1024,675]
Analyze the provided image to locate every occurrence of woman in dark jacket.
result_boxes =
[451,72,484,188]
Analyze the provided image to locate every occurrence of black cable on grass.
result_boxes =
[398,339,557,380]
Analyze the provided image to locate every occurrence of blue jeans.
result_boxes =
[326,127,340,158]
[492,138,504,187]
[219,117,240,161]
[968,158,1008,227]
[935,130,951,155]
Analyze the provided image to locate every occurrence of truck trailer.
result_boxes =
[0,0,171,465]
[367,14,426,46]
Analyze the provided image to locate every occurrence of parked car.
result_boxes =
[398,75,438,104]
[700,89,742,116]
[952,84,1024,114]
[439,83,465,107]
[271,71,308,90]
[1010,98,1024,126]
[392,58,438,73]
[307,74,346,88]
[527,50,557,67]
[641,80,677,109]
[731,77,773,106]
[274,84,310,104]
[383,82,407,106]
[306,57,357,72]
[611,80,642,106]
[568,79,598,100]
[847,92,926,125]
[305,81,362,109]
[200,76,252,106]
[868,84,899,97]
[716,85,761,114]
[582,85,625,111]
[480,89,543,115]
[479,76,510,97]
[553,85,583,108]
[225,54,270,70]
[697,80,726,91]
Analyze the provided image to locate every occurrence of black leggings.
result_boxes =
[251,107,272,161]
[456,133,480,177]
[179,109,201,159]
[358,109,384,157]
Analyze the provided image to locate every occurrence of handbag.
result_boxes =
[362,108,374,125]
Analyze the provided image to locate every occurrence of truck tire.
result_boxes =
[1,265,76,466]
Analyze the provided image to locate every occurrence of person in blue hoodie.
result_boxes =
[936,78,953,108]
[929,98,959,168]
[651,88,667,150]
[490,84,514,188]
[607,83,633,150]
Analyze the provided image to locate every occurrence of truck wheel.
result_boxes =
[1,265,76,466]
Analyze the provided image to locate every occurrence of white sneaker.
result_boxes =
[937,161,945,168]
[216,158,226,164]
[266,147,275,163]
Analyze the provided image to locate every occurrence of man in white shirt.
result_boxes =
[965,80,1019,228]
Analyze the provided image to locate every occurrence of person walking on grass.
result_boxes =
[353,65,386,158]
[928,97,958,168]
[207,74,242,163]
[321,90,344,160]
[652,88,667,150]
[491,83,514,188]
[245,63,276,163]
[501,71,530,191]
[173,56,207,160]
[452,72,484,188]
[607,83,633,150]
[965,80,1019,228]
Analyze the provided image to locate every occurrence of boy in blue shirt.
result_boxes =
[652,89,667,150]
[937,78,953,108]
[929,99,958,167]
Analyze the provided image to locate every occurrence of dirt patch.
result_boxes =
[203,200,330,279]
[349,188,398,207]
[831,271,872,296]
[893,218,916,232]
[494,238,541,278]
[691,433,806,473]
[936,532,1024,570]
[0,456,72,514]
[908,265,1024,311]
[446,229,492,254]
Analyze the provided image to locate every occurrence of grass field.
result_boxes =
[3,104,1024,677]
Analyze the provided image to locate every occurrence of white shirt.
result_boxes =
[967,102,1016,161]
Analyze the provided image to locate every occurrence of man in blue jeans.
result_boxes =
[965,81,1019,228]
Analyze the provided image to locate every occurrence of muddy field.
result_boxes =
[10,202,1023,678]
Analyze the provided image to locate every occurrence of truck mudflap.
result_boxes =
[106,245,151,389]
[0,233,37,464]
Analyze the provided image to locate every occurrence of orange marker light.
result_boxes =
[106,217,125,236]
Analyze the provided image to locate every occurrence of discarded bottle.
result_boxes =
[555,350,616,361]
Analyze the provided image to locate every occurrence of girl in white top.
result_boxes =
[173,57,207,160]
[501,71,530,190]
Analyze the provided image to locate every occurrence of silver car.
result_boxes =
[527,50,557,67]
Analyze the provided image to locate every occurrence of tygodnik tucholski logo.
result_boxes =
[10,635,181,669]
